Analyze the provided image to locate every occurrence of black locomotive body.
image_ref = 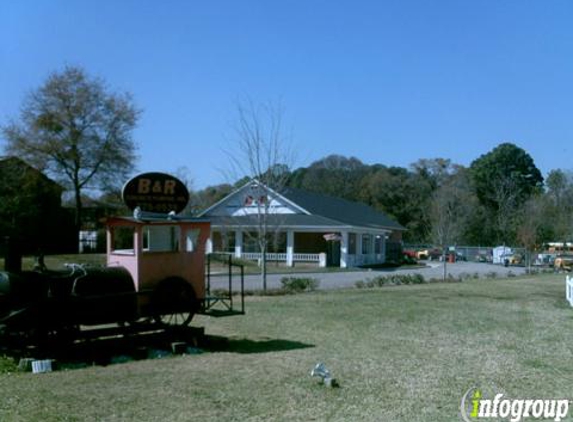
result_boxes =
[0,265,139,336]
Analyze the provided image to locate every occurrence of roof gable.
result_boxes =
[0,156,63,191]
[201,179,405,232]
[199,180,308,217]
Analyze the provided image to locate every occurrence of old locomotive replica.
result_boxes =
[0,173,243,344]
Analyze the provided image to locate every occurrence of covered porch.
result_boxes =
[208,227,390,268]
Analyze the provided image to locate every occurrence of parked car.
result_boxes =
[554,254,573,271]
[416,248,442,260]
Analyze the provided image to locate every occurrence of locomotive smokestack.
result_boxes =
[3,236,22,273]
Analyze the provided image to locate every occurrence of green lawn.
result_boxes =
[1,274,573,421]
[2,254,361,275]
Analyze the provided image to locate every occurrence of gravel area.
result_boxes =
[208,261,531,292]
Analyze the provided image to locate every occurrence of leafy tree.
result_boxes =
[410,158,458,190]
[544,169,573,243]
[2,66,140,232]
[289,155,369,201]
[469,143,543,244]
[190,183,234,215]
[359,165,433,242]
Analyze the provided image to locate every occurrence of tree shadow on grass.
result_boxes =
[204,335,315,354]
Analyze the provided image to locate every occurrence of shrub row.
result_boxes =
[355,273,426,288]
[280,277,320,293]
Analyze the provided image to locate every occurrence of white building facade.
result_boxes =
[199,180,404,268]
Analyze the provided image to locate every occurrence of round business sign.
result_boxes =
[122,172,189,214]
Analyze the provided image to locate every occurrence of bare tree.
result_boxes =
[429,170,475,280]
[516,194,547,269]
[545,169,573,245]
[490,175,522,245]
[227,98,294,291]
[2,66,140,233]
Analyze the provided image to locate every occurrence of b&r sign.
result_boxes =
[122,172,190,214]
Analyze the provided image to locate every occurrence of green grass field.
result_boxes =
[1,254,363,275]
[1,274,573,421]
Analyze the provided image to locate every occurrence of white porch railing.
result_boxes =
[241,252,321,262]
[567,276,573,307]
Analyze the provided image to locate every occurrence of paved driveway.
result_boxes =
[208,261,529,292]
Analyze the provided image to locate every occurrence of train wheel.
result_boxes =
[152,277,198,327]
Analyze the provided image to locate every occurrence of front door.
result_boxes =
[326,241,341,267]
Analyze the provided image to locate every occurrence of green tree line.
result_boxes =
[191,143,573,248]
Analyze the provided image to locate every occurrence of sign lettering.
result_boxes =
[122,172,189,214]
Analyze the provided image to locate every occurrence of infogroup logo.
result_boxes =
[461,386,569,422]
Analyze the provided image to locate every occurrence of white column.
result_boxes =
[370,234,376,263]
[206,237,213,254]
[357,232,363,265]
[340,231,349,268]
[235,230,243,258]
[286,230,294,267]
[381,233,387,263]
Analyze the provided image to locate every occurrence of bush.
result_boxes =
[401,253,418,265]
[457,272,480,282]
[280,277,319,293]
[358,274,426,288]
[0,356,17,374]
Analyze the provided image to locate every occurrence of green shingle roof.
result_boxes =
[281,187,405,231]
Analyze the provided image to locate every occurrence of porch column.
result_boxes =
[357,232,363,259]
[340,231,349,268]
[286,230,294,267]
[206,236,213,254]
[380,233,387,263]
[235,230,243,258]
[370,234,376,263]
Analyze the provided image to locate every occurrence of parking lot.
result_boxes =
[209,260,533,292]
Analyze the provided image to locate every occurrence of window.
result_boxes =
[348,233,356,255]
[362,234,371,255]
[186,229,200,252]
[111,227,135,255]
[375,236,382,254]
[143,225,180,252]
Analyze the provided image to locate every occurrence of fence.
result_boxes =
[404,245,528,263]
[241,252,321,263]
[567,276,573,307]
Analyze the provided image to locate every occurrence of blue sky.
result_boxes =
[1,0,572,189]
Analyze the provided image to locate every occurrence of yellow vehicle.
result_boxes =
[416,248,442,260]
[554,254,573,271]
[501,253,523,266]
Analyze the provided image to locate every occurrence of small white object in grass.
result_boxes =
[311,362,330,379]
[311,363,339,387]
